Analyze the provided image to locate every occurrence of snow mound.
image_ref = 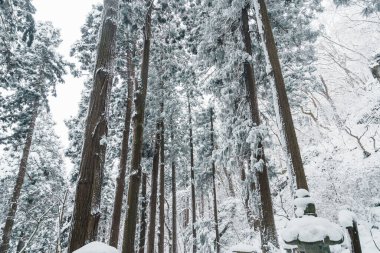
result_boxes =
[281,216,344,244]
[294,189,314,217]
[73,242,118,253]
[294,196,314,217]
[295,189,310,198]
[338,209,356,228]
[230,243,256,252]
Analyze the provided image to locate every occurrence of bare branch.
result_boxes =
[344,126,371,157]
[19,205,55,253]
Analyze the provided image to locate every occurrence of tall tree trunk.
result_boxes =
[241,5,279,252]
[68,0,118,251]
[199,192,204,218]
[16,231,25,253]
[0,99,39,253]
[171,129,178,253]
[253,0,308,191]
[347,221,362,253]
[184,202,189,228]
[138,172,147,253]
[209,108,220,253]
[109,37,135,248]
[121,2,153,252]
[187,94,197,253]
[158,105,165,253]
[146,123,161,253]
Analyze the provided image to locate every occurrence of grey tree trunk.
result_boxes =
[187,94,197,253]
[209,108,220,253]
[121,2,153,252]
[146,123,162,253]
[0,100,39,253]
[158,105,165,253]
[68,1,119,251]
[171,162,178,253]
[170,122,178,253]
[241,5,279,252]
[138,172,147,253]
[254,0,308,191]
[109,37,135,248]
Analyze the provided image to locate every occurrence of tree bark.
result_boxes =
[171,130,178,253]
[158,108,165,253]
[138,172,147,253]
[67,0,118,251]
[241,5,279,252]
[254,0,308,191]
[347,221,362,253]
[0,99,39,253]
[146,123,161,253]
[121,2,153,252]
[209,108,220,253]
[109,36,135,248]
[16,231,25,253]
[187,94,197,253]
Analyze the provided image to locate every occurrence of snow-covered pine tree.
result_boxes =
[0,110,67,252]
[0,21,67,253]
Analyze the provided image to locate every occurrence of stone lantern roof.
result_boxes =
[281,189,344,247]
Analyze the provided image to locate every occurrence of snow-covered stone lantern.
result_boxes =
[281,189,344,253]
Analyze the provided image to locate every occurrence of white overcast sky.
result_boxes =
[33,0,102,149]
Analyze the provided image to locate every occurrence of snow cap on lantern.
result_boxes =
[281,189,344,252]
[294,188,315,217]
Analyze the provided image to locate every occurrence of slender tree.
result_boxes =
[68,0,119,251]
[158,102,165,253]
[0,101,39,253]
[109,35,135,248]
[187,93,197,253]
[0,22,66,253]
[240,4,279,251]
[253,0,308,191]
[121,1,153,251]
[209,108,220,253]
[138,172,147,253]
[146,123,161,253]
[170,123,178,253]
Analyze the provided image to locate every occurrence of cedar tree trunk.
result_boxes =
[209,108,220,253]
[158,107,165,253]
[109,37,135,248]
[146,123,161,253]
[138,172,147,253]
[68,0,119,251]
[254,0,308,191]
[121,2,153,252]
[187,94,197,253]
[241,5,279,251]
